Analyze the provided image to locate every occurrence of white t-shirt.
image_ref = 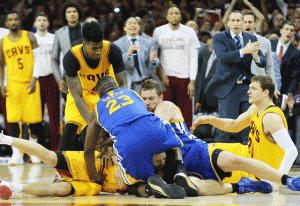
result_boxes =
[153,24,200,80]
[0,28,9,39]
[34,32,55,77]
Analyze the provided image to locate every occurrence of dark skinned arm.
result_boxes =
[0,39,7,98]
[115,70,127,88]
[27,32,39,94]
[66,75,91,124]
[84,110,104,182]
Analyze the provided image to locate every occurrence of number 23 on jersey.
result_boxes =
[106,95,134,115]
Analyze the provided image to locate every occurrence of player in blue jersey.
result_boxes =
[84,76,199,199]
[140,79,300,195]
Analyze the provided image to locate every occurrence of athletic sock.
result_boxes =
[175,160,186,174]
[282,174,290,185]
[231,183,239,193]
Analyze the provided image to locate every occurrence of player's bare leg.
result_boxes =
[0,132,57,167]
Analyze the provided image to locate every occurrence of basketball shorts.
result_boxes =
[212,143,257,183]
[6,80,42,123]
[64,90,100,134]
[184,143,231,181]
[57,151,127,196]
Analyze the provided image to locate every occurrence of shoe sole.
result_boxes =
[174,173,199,197]
[148,175,186,199]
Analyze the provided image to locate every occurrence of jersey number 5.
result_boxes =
[17,58,23,69]
[106,95,134,115]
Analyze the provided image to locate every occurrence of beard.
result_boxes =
[171,21,180,27]
[11,27,18,33]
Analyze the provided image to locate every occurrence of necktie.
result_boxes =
[131,38,142,77]
[279,46,283,65]
[234,35,242,49]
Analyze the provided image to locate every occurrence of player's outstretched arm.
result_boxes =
[66,75,91,124]
[192,104,256,132]
[84,110,104,183]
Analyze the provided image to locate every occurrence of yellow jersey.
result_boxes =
[2,30,34,83]
[248,106,287,170]
[71,40,117,95]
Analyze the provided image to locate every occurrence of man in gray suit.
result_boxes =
[243,11,282,91]
[114,17,163,93]
[51,1,84,93]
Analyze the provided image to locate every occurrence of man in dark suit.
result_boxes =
[195,37,218,114]
[270,20,300,96]
[205,10,266,145]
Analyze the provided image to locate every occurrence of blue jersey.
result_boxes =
[170,119,206,157]
[96,88,152,136]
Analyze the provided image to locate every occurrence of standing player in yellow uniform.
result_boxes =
[0,11,44,165]
[60,21,127,151]
[192,75,298,183]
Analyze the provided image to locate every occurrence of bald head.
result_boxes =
[167,7,181,27]
[96,76,118,97]
[186,21,199,34]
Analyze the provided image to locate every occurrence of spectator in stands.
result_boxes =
[153,7,200,129]
[51,1,84,95]
[114,17,162,93]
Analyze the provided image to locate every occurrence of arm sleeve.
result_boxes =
[272,128,298,174]
[63,50,80,77]
[108,43,126,74]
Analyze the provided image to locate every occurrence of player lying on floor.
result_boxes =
[0,134,276,199]
[136,78,300,196]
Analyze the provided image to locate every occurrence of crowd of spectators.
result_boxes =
[1,0,300,153]
[1,0,297,43]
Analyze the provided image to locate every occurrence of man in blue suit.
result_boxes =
[205,11,266,145]
[114,17,164,93]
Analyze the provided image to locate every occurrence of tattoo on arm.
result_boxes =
[66,76,91,123]
[115,71,127,88]
[28,32,39,49]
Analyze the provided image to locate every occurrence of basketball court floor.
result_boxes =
[0,162,300,206]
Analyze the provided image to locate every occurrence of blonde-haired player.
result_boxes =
[0,11,44,165]
[193,75,298,184]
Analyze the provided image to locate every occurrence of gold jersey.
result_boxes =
[71,40,117,95]
[2,30,34,82]
[248,106,287,170]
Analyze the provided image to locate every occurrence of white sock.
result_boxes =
[29,137,38,143]
[1,134,13,145]
[11,183,24,193]
[11,146,22,157]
